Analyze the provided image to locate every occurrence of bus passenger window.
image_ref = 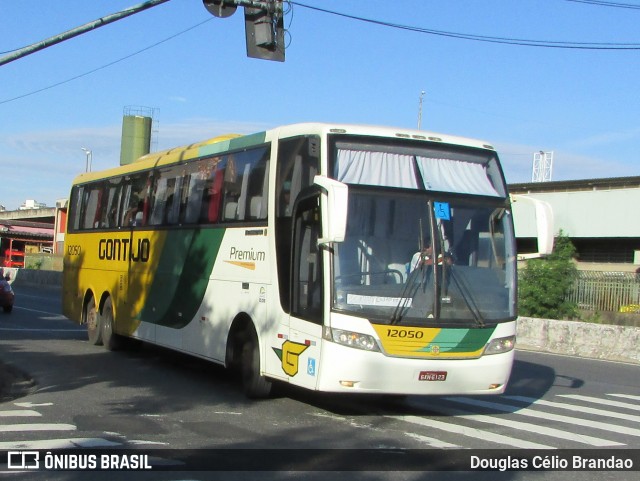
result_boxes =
[237,148,270,221]
[69,186,83,231]
[82,187,103,230]
[184,172,206,224]
[120,174,150,227]
[149,177,168,226]
[166,177,183,225]
[205,169,224,223]
[100,181,122,229]
[222,155,239,222]
[276,137,320,218]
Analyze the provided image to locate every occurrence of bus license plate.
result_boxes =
[418,371,447,381]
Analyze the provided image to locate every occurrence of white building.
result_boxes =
[19,199,47,210]
[510,176,640,271]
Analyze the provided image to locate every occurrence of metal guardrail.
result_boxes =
[567,271,640,312]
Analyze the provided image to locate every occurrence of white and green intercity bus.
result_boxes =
[62,123,551,398]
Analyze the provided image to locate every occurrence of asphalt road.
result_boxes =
[0,285,638,481]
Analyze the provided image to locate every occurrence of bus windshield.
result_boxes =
[332,191,516,326]
[329,137,516,326]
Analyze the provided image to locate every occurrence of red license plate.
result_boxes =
[418,371,447,381]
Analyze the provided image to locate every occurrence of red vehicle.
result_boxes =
[2,249,24,268]
[0,274,14,313]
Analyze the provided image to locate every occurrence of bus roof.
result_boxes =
[70,122,496,186]
[273,123,496,152]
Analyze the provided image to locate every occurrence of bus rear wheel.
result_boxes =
[86,296,102,345]
[241,332,272,399]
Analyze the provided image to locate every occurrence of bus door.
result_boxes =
[285,192,324,390]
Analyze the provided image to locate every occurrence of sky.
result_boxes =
[1,0,639,210]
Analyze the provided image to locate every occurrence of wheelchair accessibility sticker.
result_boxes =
[434,202,450,220]
[307,358,316,376]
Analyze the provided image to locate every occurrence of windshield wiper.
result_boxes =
[390,251,428,325]
[391,215,433,325]
[447,267,485,327]
[432,205,485,327]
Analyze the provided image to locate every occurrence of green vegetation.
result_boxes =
[518,231,579,319]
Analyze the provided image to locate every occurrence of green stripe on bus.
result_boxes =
[139,228,225,328]
[198,131,267,157]
[441,327,495,353]
[420,327,495,353]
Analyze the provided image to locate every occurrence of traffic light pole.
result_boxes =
[0,0,284,68]
[0,0,172,68]
[204,1,285,61]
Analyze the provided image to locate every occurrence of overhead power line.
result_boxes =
[291,1,640,50]
[564,0,640,10]
[0,18,214,106]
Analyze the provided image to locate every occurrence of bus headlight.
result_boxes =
[323,327,380,352]
[484,335,516,355]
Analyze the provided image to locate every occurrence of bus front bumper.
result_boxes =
[315,341,514,395]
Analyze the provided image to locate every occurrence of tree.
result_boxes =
[518,231,579,319]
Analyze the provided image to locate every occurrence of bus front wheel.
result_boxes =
[241,332,272,399]
[86,296,102,346]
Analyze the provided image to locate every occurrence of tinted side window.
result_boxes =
[120,174,150,227]
[276,136,320,218]
[276,136,320,311]
[220,147,270,223]
[99,178,123,229]
[69,186,83,231]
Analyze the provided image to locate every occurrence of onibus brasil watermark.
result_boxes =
[7,451,152,471]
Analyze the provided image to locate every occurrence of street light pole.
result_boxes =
[81,148,92,172]
[417,90,425,130]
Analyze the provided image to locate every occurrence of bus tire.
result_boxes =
[101,297,121,351]
[86,295,102,345]
[241,332,272,399]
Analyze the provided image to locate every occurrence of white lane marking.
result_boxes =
[428,405,623,447]
[14,402,54,408]
[0,438,121,450]
[129,440,170,446]
[12,306,69,318]
[387,415,553,449]
[445,396,640,437]
[505,395,640,423]
[0,410,41,418]
[403,432,461,448]
[0,423,76,432]
[0,327,84,332]
[557,394,640,412]
[609,394,640,401]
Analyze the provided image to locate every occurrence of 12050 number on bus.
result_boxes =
[386,329,424,339]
